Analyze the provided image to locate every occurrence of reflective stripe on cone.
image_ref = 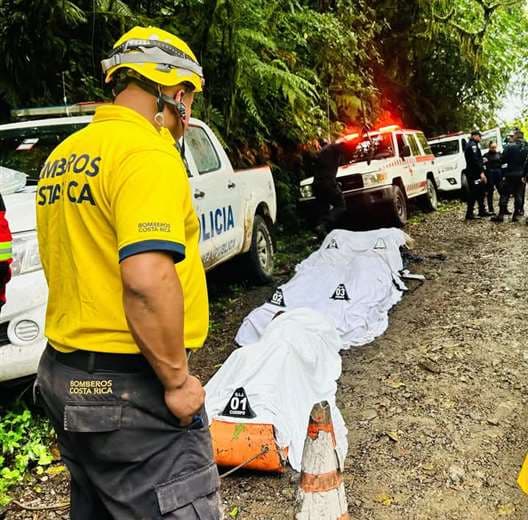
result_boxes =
[210,419,288,473]
[296,401,349,520]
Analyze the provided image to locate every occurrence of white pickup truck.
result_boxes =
[428,127,502,194]
[0,109,277,382]
[299,126,440,226]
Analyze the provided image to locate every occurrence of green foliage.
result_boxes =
[0,404,55,506]
[375,0,528,133]
[0,0,526,221]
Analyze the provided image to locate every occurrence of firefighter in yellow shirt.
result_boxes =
[35,26,220,518]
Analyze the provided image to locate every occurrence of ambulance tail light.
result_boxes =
[12,231,41,276]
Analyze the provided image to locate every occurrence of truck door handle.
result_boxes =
[227,181,236,189]
[194,189,205,199]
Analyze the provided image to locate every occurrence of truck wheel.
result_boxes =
[244,214,274,284]
[386,185,408,227]
[419,178,438,212]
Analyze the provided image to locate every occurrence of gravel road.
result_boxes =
[6,200,528,519]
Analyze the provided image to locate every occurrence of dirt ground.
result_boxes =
[5,200,528,519]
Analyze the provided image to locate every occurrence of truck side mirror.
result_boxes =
[401,145,411,158]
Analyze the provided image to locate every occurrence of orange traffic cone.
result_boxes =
[296,401,349,520]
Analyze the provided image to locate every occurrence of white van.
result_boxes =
[0,110,277,382]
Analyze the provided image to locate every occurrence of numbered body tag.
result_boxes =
[374,238,387,250]
[269,288,286,307]
[331,283,350,301]
[221,387,256,419]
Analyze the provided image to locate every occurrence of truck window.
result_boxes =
[406,134,421,156]
[481,129,499,150]
[395,134,406,157]
[341,132,395,164]
[186,126,221,174]
[416,133,433,155]
[0,123,86,184]
[430,140,460,157]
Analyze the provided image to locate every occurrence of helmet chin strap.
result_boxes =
[152,84,187,157]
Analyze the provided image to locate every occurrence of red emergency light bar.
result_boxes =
[377,124,401,132]
[338,132,359,143]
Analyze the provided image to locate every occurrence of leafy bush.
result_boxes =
[0,404,54,506]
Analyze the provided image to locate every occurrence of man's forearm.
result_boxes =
[121,253,188,390]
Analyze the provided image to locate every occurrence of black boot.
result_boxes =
[504,209,512,215]
[491,214,505,222]
[512,214,520,223]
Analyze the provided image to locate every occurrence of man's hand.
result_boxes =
[480,172,487,184]
[165,375,205,426]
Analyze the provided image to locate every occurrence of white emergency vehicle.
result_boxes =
[0,104,277,382]
[428,127,502,193]
[299,125,440,226]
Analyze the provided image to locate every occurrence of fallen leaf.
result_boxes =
[498,503,516,516]
[386,379,405,389]
[418,359,441,374]
[385,431,400,442]
[374,493,393,506]
[50,446,62,461]
[47,465,66,476]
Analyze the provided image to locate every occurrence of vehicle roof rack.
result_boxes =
[11,102,104,121]
[429,131,466,140]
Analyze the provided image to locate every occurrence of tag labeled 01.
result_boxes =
[221,387,256,419]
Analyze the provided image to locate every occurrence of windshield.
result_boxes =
[0,123,87,184]
[342,132,395,164]
[430,140,460,157]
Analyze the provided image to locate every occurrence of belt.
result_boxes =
[46,344,152,373]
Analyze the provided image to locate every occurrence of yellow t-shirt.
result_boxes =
[36,104,208,354]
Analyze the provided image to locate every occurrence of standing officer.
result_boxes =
[492,130,528,222]
[312,141,348,237]
[36,27,221,518]
[464,130,489,220]
[482,141,502,215]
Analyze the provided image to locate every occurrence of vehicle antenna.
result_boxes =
[61,72,70,117]
[361,98,375,165]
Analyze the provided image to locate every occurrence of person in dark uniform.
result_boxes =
[482,141,502,214]
[464,130,490,220]
[492,130,528,222]
[312,141,348,236]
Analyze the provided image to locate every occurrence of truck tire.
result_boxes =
[386,185,408,227]
[419,177,438,212]
[243,214,274,284]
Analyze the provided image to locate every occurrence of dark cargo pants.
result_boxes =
[313,179,347,230]
[465,176,486,217]
[499,176,525,216]
[36,346,221,520]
